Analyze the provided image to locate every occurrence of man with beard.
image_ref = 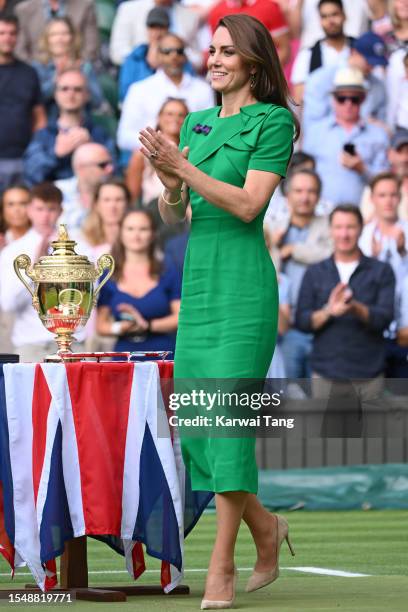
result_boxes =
[292,0,352,103]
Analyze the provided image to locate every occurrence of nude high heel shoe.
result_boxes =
[200,568,238,609]
[245,514,295,593]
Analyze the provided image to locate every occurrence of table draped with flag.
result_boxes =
[0,361,212,592]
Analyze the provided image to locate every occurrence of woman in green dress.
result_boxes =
[139,14,299,609]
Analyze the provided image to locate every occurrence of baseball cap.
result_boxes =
[332,67,366,93]
[352,32,388,67]
[146,7,170,28]
[391,129,408,150]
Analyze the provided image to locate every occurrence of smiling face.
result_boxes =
[0,20,17,56]
[47,20,73,57]
[208,26,253,95]
[121,211,154,254]
[158,100,188,139]
[330,211,362,255]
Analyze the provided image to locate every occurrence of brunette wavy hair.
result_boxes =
[111,209,163,282]
[82,179,132,247]
[217,14,300,140]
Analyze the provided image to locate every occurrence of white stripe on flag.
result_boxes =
[120,362,150,539]
[145,363,184,592]
[42,364,86,537]
[3,364,46,590]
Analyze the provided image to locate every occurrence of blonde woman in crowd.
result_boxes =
[80,178,132,259]
[32,16,104,117]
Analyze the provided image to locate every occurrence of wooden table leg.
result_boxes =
[60,536,88,589]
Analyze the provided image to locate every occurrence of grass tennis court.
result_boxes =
[1,510,407,611]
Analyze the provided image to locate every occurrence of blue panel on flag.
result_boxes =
[133,423,182,571]
[39,422,74,563]
[0,365,15,544]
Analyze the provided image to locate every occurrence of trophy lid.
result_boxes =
[31,224,100,282]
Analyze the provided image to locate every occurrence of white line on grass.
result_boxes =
[2,567,371,578]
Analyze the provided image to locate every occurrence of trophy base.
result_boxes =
[43,351,172,363]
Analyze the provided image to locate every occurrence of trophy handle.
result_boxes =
[94,254,115,300]
[13,254,35,298]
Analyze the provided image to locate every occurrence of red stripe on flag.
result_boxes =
[0,481,15,570]
[131,542,145,579]
[161,560,171,590]
[44,559,57,590]
[157,361,174,437]
[65,362,134,534]
[32,365,52,505]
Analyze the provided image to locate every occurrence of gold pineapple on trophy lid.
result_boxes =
[13,224,115,355]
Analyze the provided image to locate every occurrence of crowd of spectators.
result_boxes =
[0,0,407,387]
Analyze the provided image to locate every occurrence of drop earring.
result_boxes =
[250,73,256,89]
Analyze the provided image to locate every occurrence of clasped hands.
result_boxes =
[139,127,189,193]
[116,304,149,335]
[325,282,355,317]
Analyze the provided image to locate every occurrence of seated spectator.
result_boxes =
[266,169,333,378]
[359,172,408,288]
[119,7,195,103]
[296,204,395,381]
[0,15,46,192]
[0,1,24,18]
[387,51,408,130]
[81,179,132,259]
[291,0,353,104]
[303,67,389,205]
[360,129,408,221]
[56,143,114,233]
[207,0,290,65]
[126,98,188,204]
[15,0,99,63]
[264,151,335,230]
[0,184,30,248]
[0,182,85,362]
[296,0,370,49]
[117,33,214,155]
[32,17,104,118]
[96,210,181,354]
[110,0,202,69]
[23,69,115,186]
[303,32,388,128]
[386,0,408,53]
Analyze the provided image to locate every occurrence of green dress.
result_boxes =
[174,102,294,494]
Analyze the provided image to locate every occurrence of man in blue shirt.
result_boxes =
[303,66,389,205]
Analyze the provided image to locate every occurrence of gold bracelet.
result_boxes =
[161,189,182,206]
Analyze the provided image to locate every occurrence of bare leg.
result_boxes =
[242,494,277,572]
[203,491,248,601]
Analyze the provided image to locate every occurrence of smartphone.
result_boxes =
[343,143,356,156]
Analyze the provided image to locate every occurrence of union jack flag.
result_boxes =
[0,361,212,592]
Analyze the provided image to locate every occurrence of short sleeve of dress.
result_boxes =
[162,264,182,301]
[248,107,294,177]
[97,279,114,308]
[178,113,191,152]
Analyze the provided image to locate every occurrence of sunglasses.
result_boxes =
[334,95,363,105]
[57,85,85,93]
[84,160,113,169]
[159,47,185,56]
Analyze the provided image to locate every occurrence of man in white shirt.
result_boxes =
[110,0,202,68]
[359,171,408,289]
[0,182,84,362]
[56,143,114,233]
[117,32,214,154]
[291,0,352,103]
